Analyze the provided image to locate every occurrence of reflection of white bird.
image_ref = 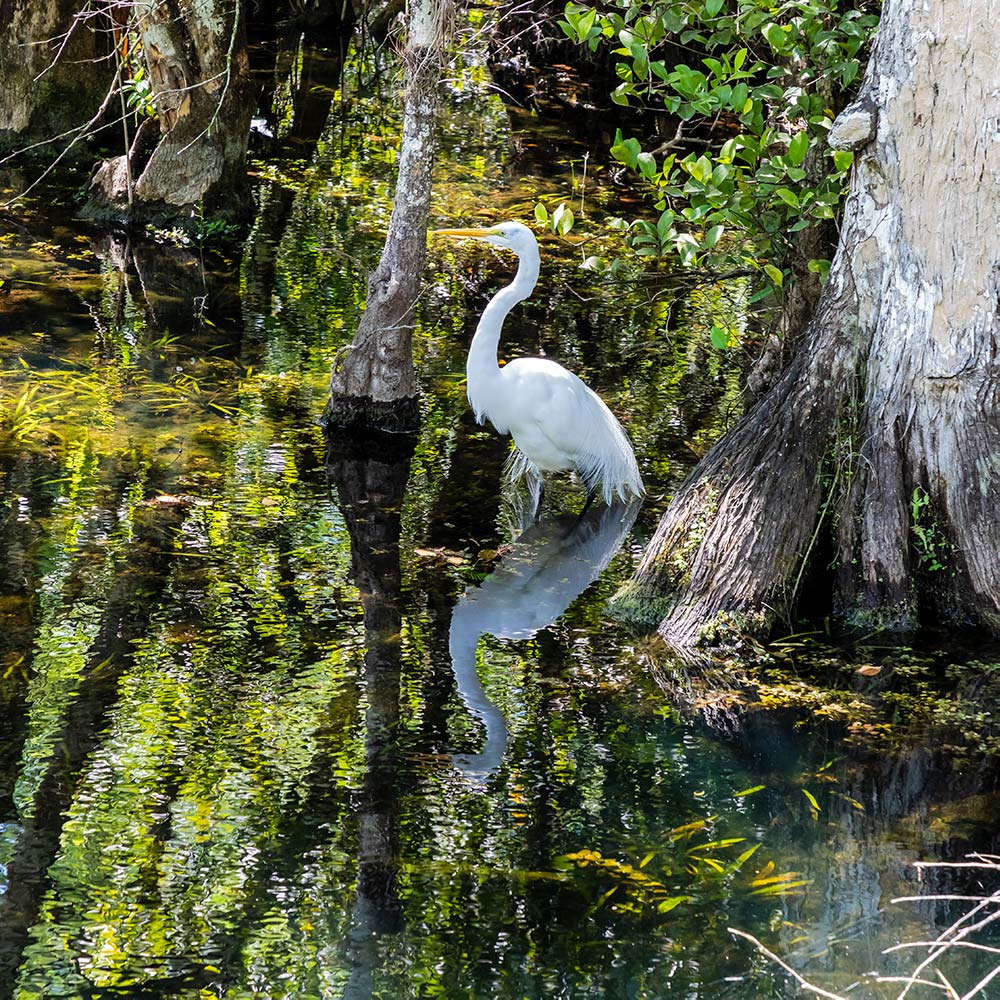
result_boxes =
[448,499,641,779]
[435,222,643,514]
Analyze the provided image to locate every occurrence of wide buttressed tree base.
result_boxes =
[615,0,1000,650]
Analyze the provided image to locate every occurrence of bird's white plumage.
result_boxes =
[438,221,643,507]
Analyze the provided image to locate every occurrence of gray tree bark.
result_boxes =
[616,0,1000,649]
[86,0,254,218]
[0,0,108,148]
[323,0,449,432]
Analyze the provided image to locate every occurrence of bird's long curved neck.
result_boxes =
[467,248,540,379]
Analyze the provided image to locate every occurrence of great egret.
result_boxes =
[435,222,643,513]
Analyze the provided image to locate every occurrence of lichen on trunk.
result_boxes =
[618,0,1000,650]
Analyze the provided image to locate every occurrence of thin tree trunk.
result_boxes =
[616,0,1000,649]
[323,0,449,432]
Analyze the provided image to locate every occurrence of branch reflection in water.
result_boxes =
[448,498,641,779]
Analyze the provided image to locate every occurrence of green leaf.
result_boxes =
[734,784,765,798]
[751,878,812,896]
[807,258,831,279]
[718,137,737,162]
[733,844,761,867]
[833,149,854,172]
[774,187,799,208]
[787,130,809,167]
[656,209,675,240]
[552,203,575,235]
[577,6,597,37]
[534,203,549,224]
[657,895,692,914]
[709,324,730,350]
[687,154,713,184]
[704,224,724,248]
[730,82,749,112]
[610,139,636,168]
[637,151,658,179]
[762,22,787,51]
[704,0,724,16]
[763,264,784,287]
[629,41,649,78]
[687,837,746,852]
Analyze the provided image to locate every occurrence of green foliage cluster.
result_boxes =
[558,814,808,921]
[560,0,879,295]
[910,486,949,572]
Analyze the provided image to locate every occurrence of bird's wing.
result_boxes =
[500,359,589,449]
[501,358,642,501]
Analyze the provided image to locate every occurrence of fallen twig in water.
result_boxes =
[729,855,1000,1000]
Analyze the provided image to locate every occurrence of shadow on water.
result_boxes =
[449,499,640,778]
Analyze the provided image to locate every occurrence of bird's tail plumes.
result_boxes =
[504,402,643,506]
[572,403,644,504]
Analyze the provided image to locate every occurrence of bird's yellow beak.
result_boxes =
[432,227,497,239]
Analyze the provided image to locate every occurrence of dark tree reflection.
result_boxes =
[0,498,188,997]
[326,430,414,995]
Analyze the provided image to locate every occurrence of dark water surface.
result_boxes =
[0,40,998,1000]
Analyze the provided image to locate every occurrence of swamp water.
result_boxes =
[0,43,998,1000]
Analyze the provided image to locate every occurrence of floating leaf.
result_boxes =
[657,895,692,914]
[802,788,821,815]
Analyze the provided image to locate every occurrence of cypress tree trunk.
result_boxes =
[323,0,450,433]
[616,0,1000,649]
[86,0,254,218]
[0,1,108,150]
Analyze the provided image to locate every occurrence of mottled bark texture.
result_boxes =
[86,0,254,218]
[323,0,450,431]
[617,0,1000,648]
[0,0,109,148]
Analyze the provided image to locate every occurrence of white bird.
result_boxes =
[435,221,644,514]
